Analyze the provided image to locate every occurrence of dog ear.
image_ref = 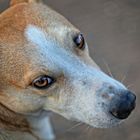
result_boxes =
[10,0,43,7]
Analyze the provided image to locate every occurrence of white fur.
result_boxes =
[25,25,125,89]
[27,114,55,140]
[24,24,127,129]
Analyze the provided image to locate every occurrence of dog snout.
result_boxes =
[110,90,136,119]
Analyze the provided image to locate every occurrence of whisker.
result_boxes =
[127,83,134,89]
[81,124,93,135]
[85,126,92,134]
[66,122,83,132]
[82,125,90,133]
[76,124,92,139]
[121,74,126,84]
[120,69,129,84]
[103,59,114,78]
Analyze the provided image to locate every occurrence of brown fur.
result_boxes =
[0,0,47,139]
[0,0,76,139]
[10,0,42,6]
[0,103,30,132]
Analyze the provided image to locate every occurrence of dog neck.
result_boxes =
[0,103,54,140]
[0,103,30,132]
[27,112,55,140]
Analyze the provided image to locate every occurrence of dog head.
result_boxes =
[0,0,136,128]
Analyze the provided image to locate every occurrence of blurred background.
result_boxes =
[0,0,140,139]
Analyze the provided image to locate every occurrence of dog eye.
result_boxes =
[74,33,85,50]
[32,75,55,89]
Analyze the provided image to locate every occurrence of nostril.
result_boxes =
[110,101,133,119]
[127,91,136,103]
[110,108,131,120]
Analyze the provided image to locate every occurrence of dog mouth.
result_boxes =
[83,113,122,128]
[88,101,136,128]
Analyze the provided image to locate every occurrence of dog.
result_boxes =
[0,0,136,140]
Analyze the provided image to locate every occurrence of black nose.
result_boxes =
[110,91,136,119]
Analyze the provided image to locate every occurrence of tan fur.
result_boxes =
[0,1,53,139]
[0,1,77,91]
[10,0,42,6]
[0,0,78,139]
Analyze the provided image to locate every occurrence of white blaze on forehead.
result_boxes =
[24,24,85,74]
[24,24,125,89]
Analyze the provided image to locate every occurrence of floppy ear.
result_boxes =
[10,0,43,6]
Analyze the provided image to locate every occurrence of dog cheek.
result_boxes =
[0,89,46,114]
[43,84,74,114]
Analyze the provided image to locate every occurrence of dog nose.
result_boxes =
[110,91,136,119]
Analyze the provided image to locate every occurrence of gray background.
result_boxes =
[0,0,140,140]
